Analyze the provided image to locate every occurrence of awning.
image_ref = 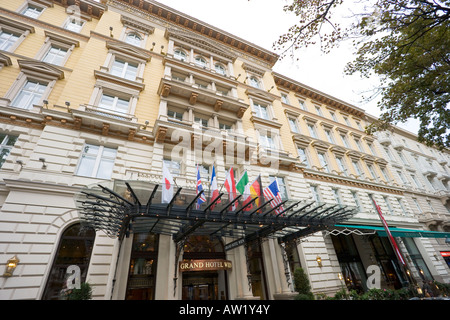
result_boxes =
[335,224,450,239]
[76,180,357,247]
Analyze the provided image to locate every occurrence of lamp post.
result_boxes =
[3,256,19,277]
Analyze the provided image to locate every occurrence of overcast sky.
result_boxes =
[159,0,420,134]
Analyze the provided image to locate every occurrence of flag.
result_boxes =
[196,165,207,209]
[372,198,406,266]
[236,170,249,195]
[210,165,220,206]
[162,161,174,203]
[249,175,263,208]
[224,167,237,210]
[263,179,284,215]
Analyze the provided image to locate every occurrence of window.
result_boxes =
[110,59,138,81]
[383,196,394,215]
[355,121,363,131]
[198,164,210,181]
[11,80,47,109]
[298,100,307,111]
[281,93,289,104]
[384,147,394,161]
[253,102,269,120]
[324,129,335,144]
[0,133,18,168]
[194,56,207,68]
[426,200,435,212]
[297,147,310,168]
[215,63,226,75]
[367,164,378,181]
[76,144,117,179]
[219,122,231,130]
[315,106,323,117]
[410,174,422,188]
[42,46,68,66]
[335,156,348,176]
[397,151,408,165]
[397,198,407,215]
[317,152,329,172]
[343,116,351,126]
[354,139,364,152]
[352,160,363,176]
[99,94,129,114]
[0,31,20,51]
[329,111,337,122]
[269,176,287,200]
[174,49,187,61]
[249,76,261,89]
[307,123,318,138]
[288,117,299,133]
[397,170,408,185]
[340,134,350,148]
[332,188,342,205]
[310,185,321,203]
[163,159,180,176]
[22,5,43,18]
[194,116,208,128]
[64,18,84,33]
[259,132,276,150]
[413,198,422,213]
[167,109,183,121]
[381,167,390,182]
[367,143,376,156]
[125,32,142,46]
[351,191,361,211]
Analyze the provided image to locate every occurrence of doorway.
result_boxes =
[181,235,228,300]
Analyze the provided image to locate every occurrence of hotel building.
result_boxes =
[0,0,448,300]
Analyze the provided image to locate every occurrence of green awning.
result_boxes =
[335,224,450,239]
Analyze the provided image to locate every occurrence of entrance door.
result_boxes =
[182,272,219,300]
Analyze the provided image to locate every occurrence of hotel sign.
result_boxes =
[179,259,232,272]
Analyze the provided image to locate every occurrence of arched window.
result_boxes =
[125,32,142,46]
[214,63,226,75]
[174,48,187,61]
[42,223,95,300]
[249,76,261,88]
[194,56,207,68]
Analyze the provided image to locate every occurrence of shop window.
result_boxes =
[42,223,95,300]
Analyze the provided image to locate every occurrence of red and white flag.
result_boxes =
[162,161,174,203]
[372,198,406,266]
[224,167,237,210]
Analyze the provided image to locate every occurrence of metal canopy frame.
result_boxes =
[77,180,357,246]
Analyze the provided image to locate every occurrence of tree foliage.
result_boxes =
[275,0,450,148]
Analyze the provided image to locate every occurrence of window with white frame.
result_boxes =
[0,31,20,51]
[340,133,350,148]
[343,116,351,126]
[167,109,183,121]
[64,17,84,33]
[214,63,226,75]
[124,32,142,46]
[315,105,323,117]
[281,93,290,104]
[10,80,47,110]
[352,160,363,176]
[413,198,422,213]
[298,99,307,111]
[310,185,321,203]
[335,156,348,176]
[329,110,337,122]
[397,170,408,185]
[410,174,422,188]
[21,4,43,19]
[0,133,18,168]
[307,123,318,138]
[248,76,261,89]
[174,48,187,61]
[397,198,407,215]
[351,191,361,211]
[384,147,394,161]
[381,167,390,182]
[383,196,394,214]
[332,188,342,205]
[426,200,435,212]
[42,46,68,66]
[195,56,207,68]
[110,59,138,81]
[297,147,310,168]
[259,131,276,150]
[317,151,329,172]
[354,139,364,152]
[367,163,378,181]
[324,129,335,144]
[76,144,117,179]
[194,116,208,128]
[98,94,130,114]
[253,102,269,120]
[288,117,299,133]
